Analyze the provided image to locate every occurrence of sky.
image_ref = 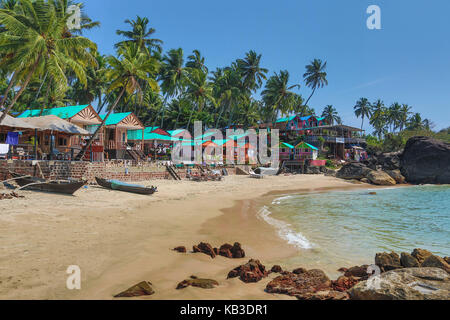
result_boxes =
[83,0,450,131]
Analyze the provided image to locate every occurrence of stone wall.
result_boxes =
[0,160,236,183]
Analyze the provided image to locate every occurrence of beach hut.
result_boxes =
[0,112,38,159]
[294,142,319,160]
[279,142,295,160]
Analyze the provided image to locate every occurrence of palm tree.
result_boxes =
[388,102,402,133]
[354,98,372,131]
[398,104,412,132]
[370,99,388,139]
[76,43,159,160]
[186,49,208,73]
[236,50,268,92]
[303,59,328,106]
[0,0,96,124]
[115,15,163,54]
[321,105,341,125]
[408,113,424,130]
[262,70,300,123]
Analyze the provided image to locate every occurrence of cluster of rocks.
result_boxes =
[227,259,269,283]
[336,162,405,186]
[0,192,24,200]
[173,242,245,259]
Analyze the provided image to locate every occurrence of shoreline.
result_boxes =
[0,175,403,300]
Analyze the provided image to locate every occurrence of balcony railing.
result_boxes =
[304,136,365,145]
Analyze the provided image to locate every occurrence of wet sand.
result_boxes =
[0,174,376,300]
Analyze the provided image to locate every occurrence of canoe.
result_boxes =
[10,172,86,195]
[95,177,157,195]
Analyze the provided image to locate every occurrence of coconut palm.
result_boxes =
[321,105,341,125]
[115,15,162,54]
[388,102,402,133]
[370,99,388,139]
[398,104,412,132]
[262,70,300,122]
[76,43,159,160]
[303,59,328,106]
[236,50,268,92]
[186,49,208,73]
[354,98,372,131]
[0,0,97,124]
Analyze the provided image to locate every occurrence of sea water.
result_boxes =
[258,186,450,276]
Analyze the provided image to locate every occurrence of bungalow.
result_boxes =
[18,105,104,161]
[100,112,145,160]
[279,142,295,161]
[294,142,319,160]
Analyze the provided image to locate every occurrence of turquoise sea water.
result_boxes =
[258,186,450,276]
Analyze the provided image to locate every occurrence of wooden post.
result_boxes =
[34,129,37,160]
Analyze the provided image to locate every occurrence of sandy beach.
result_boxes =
[0,174,379,300]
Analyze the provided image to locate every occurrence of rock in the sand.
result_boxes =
[344,265,370,279]
[297,290,350,301]
[271,265,283,273]
[411,248,433,264]
[348,268,450,300]
[332,276,360,292]
[336,163,371,180]
[421,255,450,273]
[375,252,402,272]
[292,268,307,275]
[386,170,406,184]
[173,246,187,253]
[366,170,397,186]
[265,269,331,297]
[114,281,155,298]
[217,242,245,259]
[227,259,268,283]
[193,242,216,259]
[218,244,233,258]
[401,136,450,184]
[400,252,420,268]
[176,276,219,290]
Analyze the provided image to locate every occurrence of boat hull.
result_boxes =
[11,173,86,195]
[95,177,156,195]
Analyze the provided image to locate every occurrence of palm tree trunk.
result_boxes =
[0,71,17,109]
[76,84,127,161]
[0,56,41,124]
[304,87,316,106]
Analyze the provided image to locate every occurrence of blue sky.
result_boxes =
[83,0,450,131]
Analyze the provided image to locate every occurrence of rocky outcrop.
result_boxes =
[421,255,450,273]
[218,243,245,259]
[366,170,397,186]
[336,163,371,180]
[344,265,370,279]
[114,281,155,298]
[227,259,268,283]
[400,253,420,268]
[348,268,450,300]
[386,170,406,184]
[265,269,331,297]
[193,242,216,259]
[176,276,219,290]
[332,276,360,292]
[411,248,433,264]
[375,252,403,272]
[401,136,450,184]
[271,265,283,273]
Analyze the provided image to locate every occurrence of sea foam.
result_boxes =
[257,206,313,250]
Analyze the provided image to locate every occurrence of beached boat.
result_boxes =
[95,177,157,195]
[10,173,86,195]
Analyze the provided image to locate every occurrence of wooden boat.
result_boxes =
[10,172,87,195]
[95,177,157,195]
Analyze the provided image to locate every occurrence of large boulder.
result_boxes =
[336,163,371,180]
[217,242,245,259]
[401,136,450,184]
[386,170,406,184]
[400,253,420,268]
[265,269,331,297]
[114,281,155,298]
[348,268,450,300]
[375,252,402,272]
[366,171,397,186]
[411,248,433,264]
[421,255,450,273]
[227,259,268,283]
[378,152,402,171]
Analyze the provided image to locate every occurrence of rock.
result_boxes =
[230,242,245,259]
[411,248,433,264]
[218,244,233,258]
[368,192,377,195]
[400,253,420,268]
[292,268,307,275]
[114,281,155,298]
[360,178,370,184]
[366,170,397,186]
[266,269,331,297]
[375,252,402,272]
[378,152,402,171]
[332,276,360,292]
[227,259,268,283]
[305,166,321,175]
[386,170,406,184]
[348,268,450,300]
[445,257,450,265]
[401,136,450,184]
[421,255,450,273]
[176,277,219,290]
[193,242,216,259]
[297,290,349,301]
[336,163,371,180]
[173,246,187,253]
[271,265,283,273]
[324,168,336,177]
[338,267,348,273]
[344,265,369,278]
